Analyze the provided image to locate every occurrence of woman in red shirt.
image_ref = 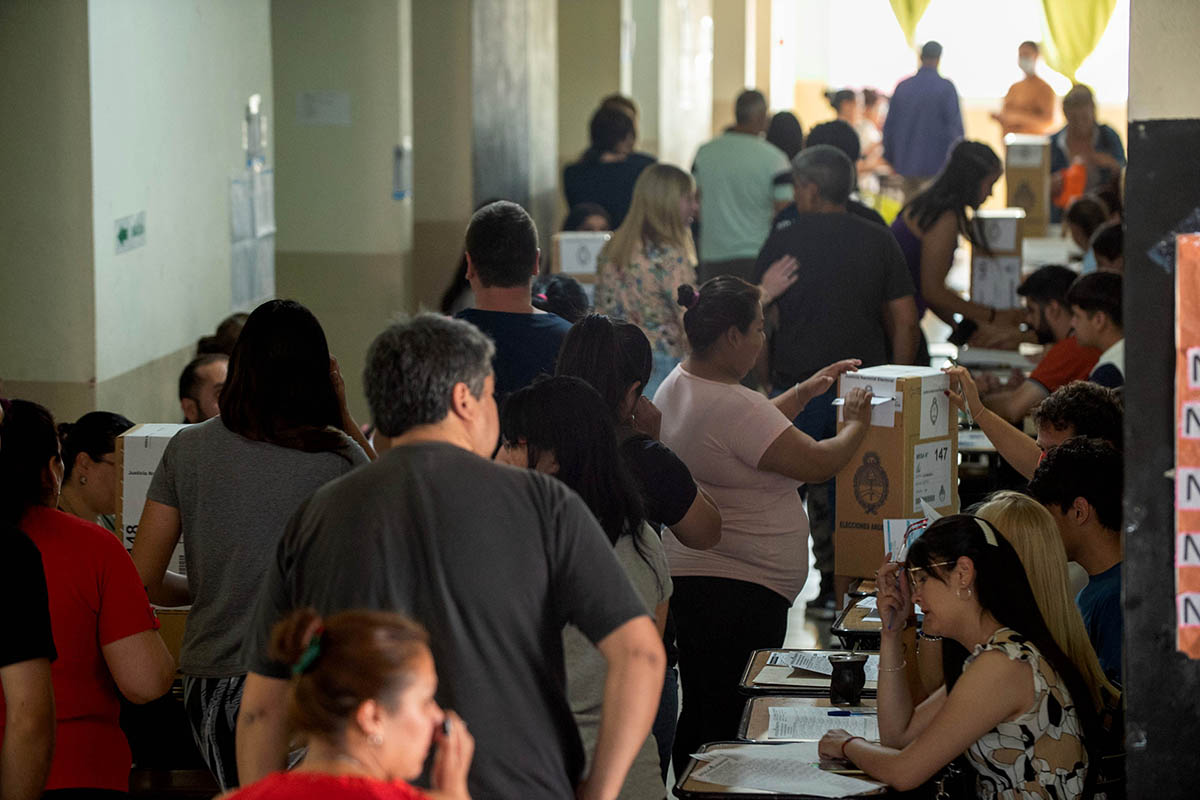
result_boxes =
[225,609,473,800]
[0,400,176,796]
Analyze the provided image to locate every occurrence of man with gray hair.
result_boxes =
[753,145,919,617]
[236,313,665,799]
[692,89,793,283]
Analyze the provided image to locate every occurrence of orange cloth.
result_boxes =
[999,75,1057,135]
[1027,335,1101,394]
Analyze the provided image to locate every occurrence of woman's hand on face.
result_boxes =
[818,729,856,762]
[630,395,663,440]
[944,366,984,418]
[431,711,474,800]
[842,387,873,426]
[876,558,913,637]
[759,255,800,306]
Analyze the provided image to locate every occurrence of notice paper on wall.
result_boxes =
[912,440,953,514]
[767,706,878,741]
[1174,233,1200,658]
[689,743,884,797]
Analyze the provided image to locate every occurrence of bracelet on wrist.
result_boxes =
[878,659,908,673]
[840,735,865,760]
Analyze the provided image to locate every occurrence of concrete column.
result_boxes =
[474,0,559,241]
[1123,0,1200,794]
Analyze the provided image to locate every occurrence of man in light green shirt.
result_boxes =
[692,89,794,283]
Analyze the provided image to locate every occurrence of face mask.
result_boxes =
[1018,57,1036,75]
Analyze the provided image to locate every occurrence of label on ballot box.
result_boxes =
[552,231,610,281]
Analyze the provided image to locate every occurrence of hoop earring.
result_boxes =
[80,475,88,486]
[370,733,383,747]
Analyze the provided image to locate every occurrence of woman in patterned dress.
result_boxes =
[593,163,700,396]
[819,515,1100,799]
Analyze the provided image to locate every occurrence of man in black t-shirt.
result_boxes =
[237,314,663,800]
[0,527,57,800]
[754,146,918,615]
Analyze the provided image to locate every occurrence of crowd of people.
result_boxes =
[1,40,1129,800]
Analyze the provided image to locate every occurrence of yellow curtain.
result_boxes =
[889,0,932,46]
[1041,0,1117,82]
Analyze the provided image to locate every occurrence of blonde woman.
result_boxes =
[595,164,797,395]
[975,491,1120,712]
[594,163,701,396]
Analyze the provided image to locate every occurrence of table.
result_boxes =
[848,578,877,598]
[831,598,882,650]
[673,742,889,798]
[739,649,879,698]
[739,695,878,742]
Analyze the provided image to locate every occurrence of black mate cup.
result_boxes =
[829,653,868,705]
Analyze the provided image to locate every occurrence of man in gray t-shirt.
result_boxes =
[236,314,664,800]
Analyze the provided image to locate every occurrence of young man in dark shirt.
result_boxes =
[754,145,918,616]
[237,314,664,800]
[455,201,573,401]
[1028,437,1124,682]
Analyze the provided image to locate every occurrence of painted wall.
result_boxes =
[411,0,473,310]
[0,0,95,393]
[1129,0,1200,120]
[88,0,273,384]
[272,0,413,422]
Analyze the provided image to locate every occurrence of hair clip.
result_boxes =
[687,291,700,309]
[535,293,548,301]
[292,629,324,676]
[974,517,999,547]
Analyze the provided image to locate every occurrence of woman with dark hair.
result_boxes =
[557,314,721,779]
[497,376,671,800]
[891,141,1022,356]
[563,106,657,228]
[130,299,371,790]
[820,515,1096,798]
[1064,194,1110,273]
[222,609,473,800]
[827,88,858,123]
[766,111,804,162]
[0,400,175,796]
[653,276,873,772]
[532,274,591,324]
[56,410,134,533]
[562,202,612,233]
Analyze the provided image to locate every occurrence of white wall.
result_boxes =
[88,0,274,382]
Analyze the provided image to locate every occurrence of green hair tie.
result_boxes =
[292,631,323,677]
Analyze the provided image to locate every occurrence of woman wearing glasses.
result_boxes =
[819,515,1099,799]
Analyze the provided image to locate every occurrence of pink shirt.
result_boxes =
[653,366,809,601]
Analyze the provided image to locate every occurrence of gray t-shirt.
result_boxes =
[146,417,366,676]
[243,441,648,800]
[565,522,671,799]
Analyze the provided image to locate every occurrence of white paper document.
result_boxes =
[690,743,884,797]
[767,706,879,741]
[765,651,881,682]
